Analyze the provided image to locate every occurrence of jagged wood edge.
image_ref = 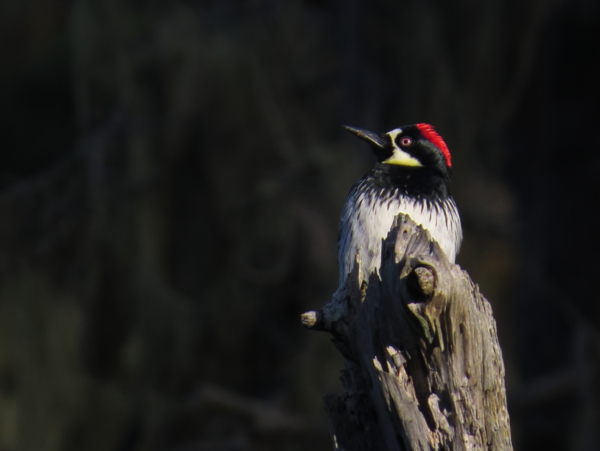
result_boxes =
[302,214,513,451]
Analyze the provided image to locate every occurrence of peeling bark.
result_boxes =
[302,215,513,451]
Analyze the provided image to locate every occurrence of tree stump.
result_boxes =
[302,215,513,451]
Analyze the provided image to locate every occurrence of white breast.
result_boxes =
[338,191,462,286]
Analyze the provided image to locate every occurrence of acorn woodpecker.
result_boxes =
[338,123,462,286]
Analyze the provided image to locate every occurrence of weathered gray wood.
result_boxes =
[302,215,513,451]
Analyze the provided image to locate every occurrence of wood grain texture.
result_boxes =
[303,214,513,451]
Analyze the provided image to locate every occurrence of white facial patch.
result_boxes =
[386,128,403,141]
[383,129,423,167]
[383,148,423,167]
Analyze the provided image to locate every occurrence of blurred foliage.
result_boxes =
[1,0,600,450]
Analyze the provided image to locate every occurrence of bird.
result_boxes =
[338,123,462,286]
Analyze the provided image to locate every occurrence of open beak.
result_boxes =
[343,125,386,149]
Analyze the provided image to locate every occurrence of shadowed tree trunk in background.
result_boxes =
[303,215,513,451]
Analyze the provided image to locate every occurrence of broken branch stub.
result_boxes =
[302,214,513,451]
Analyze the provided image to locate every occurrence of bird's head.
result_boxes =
[344,123,452,177]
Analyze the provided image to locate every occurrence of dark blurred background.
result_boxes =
[1,0,600,450]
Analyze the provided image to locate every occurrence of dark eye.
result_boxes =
[400,136,413,147]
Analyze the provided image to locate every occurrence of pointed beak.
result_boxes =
[343,125,386,149]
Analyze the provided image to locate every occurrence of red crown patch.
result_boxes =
[416,123,451,168]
